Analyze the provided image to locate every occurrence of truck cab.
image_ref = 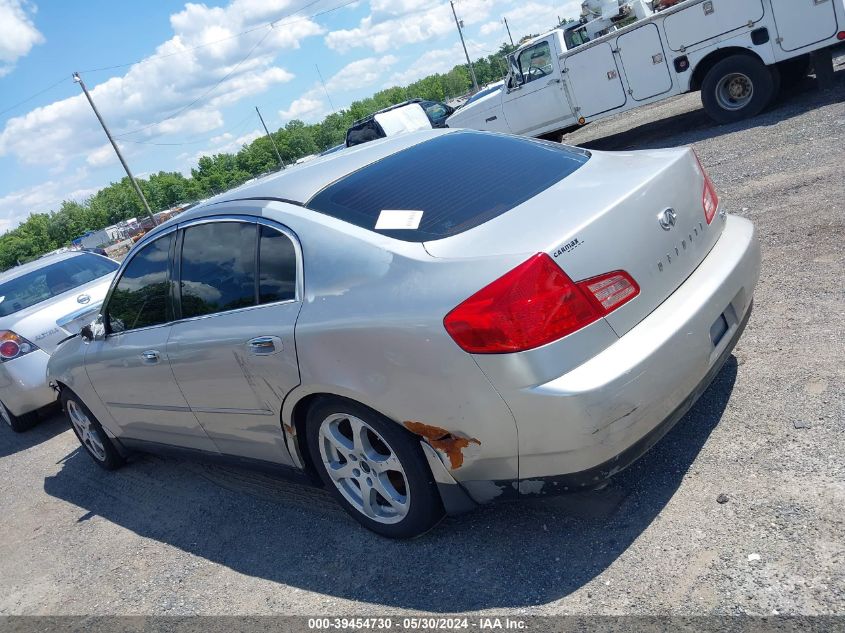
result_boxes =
[446,32,578,138]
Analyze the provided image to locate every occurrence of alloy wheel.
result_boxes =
[67,400,106,462]
[318,413,410,524]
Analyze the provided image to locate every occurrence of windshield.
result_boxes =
[307,131,590,243]
[0,253,118,317]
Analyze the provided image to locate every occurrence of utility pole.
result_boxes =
[450,1,479,93]
[503,16,514,46]
[72,72,156,226]
[255,106,285,169]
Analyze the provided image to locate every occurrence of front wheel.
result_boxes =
[0,400,37,433]
[306,399,444,539]
[62,391,124,470]
[701,55,778,124]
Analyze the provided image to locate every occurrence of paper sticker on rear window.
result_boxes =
[375,210,424,230]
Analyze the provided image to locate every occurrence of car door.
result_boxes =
[166,217,302,466]
[85,231,218,452]
[502,36,576,136]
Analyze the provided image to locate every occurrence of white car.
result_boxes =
[0,251,118,431]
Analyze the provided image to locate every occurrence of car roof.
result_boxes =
[0,251,87,283]
[163,128,455,230]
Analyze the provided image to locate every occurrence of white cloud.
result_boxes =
[187,128,263,166]
[501,2,581,39]
[0,0,321,169]
[0,178,99,234]
[0,0,45,77]
[480,20,504,37]
[278,54,398,123]
[279,96,326,122]
[388,46,463,86]
[86,144,115,168]
[328,54,398,91]
[325,0,495,53]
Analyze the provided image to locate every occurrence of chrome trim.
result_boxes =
[105,402,192,412]
[191,407,274,416]
[56,303,102,329]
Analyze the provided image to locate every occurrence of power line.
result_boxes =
[0,76,71,118]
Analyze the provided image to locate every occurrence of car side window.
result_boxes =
[180,222,257,319]
[107,234,174,334]
[258,225,297,304]
[518,41,552,83]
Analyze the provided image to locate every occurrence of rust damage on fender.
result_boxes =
[403,421,480,469]
[283,423,296,437]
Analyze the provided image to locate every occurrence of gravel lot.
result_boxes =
[1,56,843,617]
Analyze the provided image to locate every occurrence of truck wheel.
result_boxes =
[701,55,777,124]
[0,400,37,433]
[306,398,444,539]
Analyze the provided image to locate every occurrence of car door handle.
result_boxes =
[141,350,161,364]
[247,336,282,355]
[547,78,561,85]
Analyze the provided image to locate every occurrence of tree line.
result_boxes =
[0,42,521,271]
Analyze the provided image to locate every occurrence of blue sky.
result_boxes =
[0,0,580,234]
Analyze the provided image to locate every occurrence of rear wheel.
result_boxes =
[0,400,37,433]
[306,399,444,538]
[62,391,124,470]
[701,55,777,124]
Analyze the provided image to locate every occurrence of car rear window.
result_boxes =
[0,253,118,317]
[307,131,590,242]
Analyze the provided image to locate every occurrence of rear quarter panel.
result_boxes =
[263,203,521,486]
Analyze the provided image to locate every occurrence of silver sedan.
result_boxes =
[47,129,760,538]
[1,251,117,431]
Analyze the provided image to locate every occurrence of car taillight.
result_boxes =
[580,271,640,312]
[693,149,719,224]
[0,331,38,362]
[443,254,638,354]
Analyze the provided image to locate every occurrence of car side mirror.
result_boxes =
[81,316,105,343]
[507,56,523,92]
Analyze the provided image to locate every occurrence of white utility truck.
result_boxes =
[446,0,845,134]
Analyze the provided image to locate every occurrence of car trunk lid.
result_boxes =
[424,147,724,338]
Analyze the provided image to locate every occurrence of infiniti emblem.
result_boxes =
[658,208,677,231]
[77,294,91,305]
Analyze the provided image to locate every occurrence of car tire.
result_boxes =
[305,398,444,539]
[701,55,777,124]
[61,390,125,470]
[0,400,37,433]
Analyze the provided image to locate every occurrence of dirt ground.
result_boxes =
[1,57,843,617]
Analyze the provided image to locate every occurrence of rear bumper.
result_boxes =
[472,215,759,498]
[0,350,56,416]
[515,301,751,493]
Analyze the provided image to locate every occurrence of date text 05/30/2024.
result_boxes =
[307,617,527,630]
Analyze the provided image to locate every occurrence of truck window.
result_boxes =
[518,41,553,83]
